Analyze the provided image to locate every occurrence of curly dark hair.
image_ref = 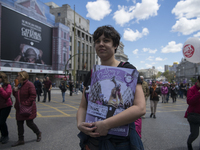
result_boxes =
[0,72,9,85]
[93,25,120,53]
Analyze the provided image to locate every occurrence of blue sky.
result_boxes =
[40,0,200,72]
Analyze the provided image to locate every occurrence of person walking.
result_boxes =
[77,25,145,149]
[140,76,149,119]
[59,82,67,102]
[185,75,200,150]
[171,83,177,103]
[75,81,79,95]
[34,77,42,102]
[161,83,168,103]
[0,72,12,144]
[42,77,52,102]
[149,81,161,118]
[69,81,74,96]
[12,71,41,147]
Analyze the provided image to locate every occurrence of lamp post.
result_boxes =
[64,52,94,87]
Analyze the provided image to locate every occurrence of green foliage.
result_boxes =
[162,70,175,83]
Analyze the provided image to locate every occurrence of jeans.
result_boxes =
[62,92,65,102]
[17,120,40,141]
[150,100,158,115]
[0,106,12,137]
[78,122,144,150]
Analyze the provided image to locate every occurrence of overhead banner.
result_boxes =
[1,6,52,68]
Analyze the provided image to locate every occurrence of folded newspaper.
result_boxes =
[85,65,139,136]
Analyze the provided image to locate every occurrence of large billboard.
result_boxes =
[1,6,52,69]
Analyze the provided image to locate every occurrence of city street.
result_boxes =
[1,89,200,150]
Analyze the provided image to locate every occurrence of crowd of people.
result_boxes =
[0,25,199,150]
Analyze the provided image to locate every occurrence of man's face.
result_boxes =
[24,57,36,63]
[46,77,49,81]
[140,78,144,82]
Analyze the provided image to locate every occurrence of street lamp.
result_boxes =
[64,52,94,87]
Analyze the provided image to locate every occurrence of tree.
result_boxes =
[156,71,162,78]
[162,70,175,82]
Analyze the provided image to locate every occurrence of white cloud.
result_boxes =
[132,49,138,54]
[113,0,160,26]
[143,48,148,52]
[145,64,152,68]
[143,48,157,53]
[123,28,149,41]
[171,17,200,35]
[171,0,200,35]
[172,0,200,19]
[140,61,145,63]
[161,41,183,53]
[146,56,154,61]
[157,66,164,71]
[194,32,200,37]
[155,57,167,61]
[86,0,112,21]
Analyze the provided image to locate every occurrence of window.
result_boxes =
[78,30,80,37]
[69,63,71,68]
[70,36,72,42]
[79,18,81,23]
[64,33,66,39]
[82,43,84,51]
[86,35,88,41]
[58,12,61,16]
[82,33,84,40]
[70,46,72,51]
[64,53,66,63]
[63,42,66,48]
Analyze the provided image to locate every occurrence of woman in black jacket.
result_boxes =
[149,81,161,118]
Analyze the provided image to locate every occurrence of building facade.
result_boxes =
[45,2,98,83]
[0,0,71,85]
[138,66,159,79]
[114,42,128,62]
[176,58,200,83]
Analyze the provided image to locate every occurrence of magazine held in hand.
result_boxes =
[85,65,139,136]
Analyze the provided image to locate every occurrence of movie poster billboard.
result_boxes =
[85,65,139,136]
[0,6,52,70]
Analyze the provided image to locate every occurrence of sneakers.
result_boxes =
[11,140,24,147]
[1,136,9,144]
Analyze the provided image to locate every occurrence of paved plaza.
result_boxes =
[1,89,200,150]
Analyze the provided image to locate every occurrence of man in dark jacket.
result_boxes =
[59,82,67,102]
[42,77,52,102]
[69,81,74,96]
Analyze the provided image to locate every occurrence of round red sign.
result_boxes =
[63,76,67,81]
[183,44,195,58]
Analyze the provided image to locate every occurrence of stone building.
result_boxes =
[115,42,128,62]
[45,2,98,82]
[176,58,200,83]
[138,66,159,79]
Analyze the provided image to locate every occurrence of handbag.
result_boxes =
[18,91,33,116]
[187,112,200,124]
